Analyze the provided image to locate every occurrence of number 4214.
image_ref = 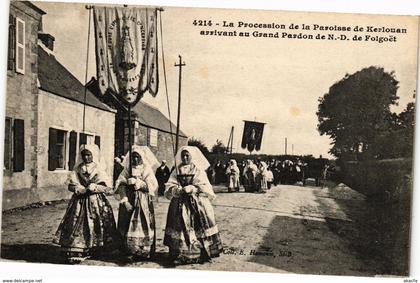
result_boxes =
[193,20,213,26]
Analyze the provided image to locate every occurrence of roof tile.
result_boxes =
[37,46,113,112]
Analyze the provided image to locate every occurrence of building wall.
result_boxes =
[134,123,188,166]
[36,90,116,194]
[2,3,42,209]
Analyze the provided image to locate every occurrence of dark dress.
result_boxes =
[116,165,158,258]
[164,164,223,263]
[54,162,118,262]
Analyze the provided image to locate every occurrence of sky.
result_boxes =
[28,1,420,158]
[0,1,420,282]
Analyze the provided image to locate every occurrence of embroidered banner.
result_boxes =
[241,120,266,152]
[93,6,158,106]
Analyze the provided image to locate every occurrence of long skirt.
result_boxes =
[54,193,118,261]
[117,188,156,258]
[227,174,240,192]
[244,171,256,192]
[164,194,223,263]
[256,174,268,193]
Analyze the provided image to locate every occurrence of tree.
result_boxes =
[211,139,228,154]
[372,102,415,159]
[317,67,399,160]
[188,137,210,155]
[398,102,415,129]
[396,102,416,157]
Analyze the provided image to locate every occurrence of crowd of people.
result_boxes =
[54,145,222,265]
[52,145,330,266]
[209,157,329,192]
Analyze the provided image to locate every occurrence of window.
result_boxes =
[52,131,99,171]
[94,135,101,148]
[48,128,67,170]
[79,132,94,147]
[7,15,15,71]
[79,132,101,148]
[148,128,158,147]
[56,130,66,169]
[15,17,25,74]
[3,117,25,172]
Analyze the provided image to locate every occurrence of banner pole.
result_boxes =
[82,6,92,133]
[175,55,185,154]
[128,104,132,176]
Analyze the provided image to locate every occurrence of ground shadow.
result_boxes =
[1,243,62,264]
[1,243,176,268]
[248,214,382,276]
[317,195,409,276]
[93,248,176,268]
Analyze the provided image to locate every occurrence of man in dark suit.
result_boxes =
[155,160,171,196]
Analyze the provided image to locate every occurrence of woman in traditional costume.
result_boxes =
[243,159,258,192]
[266,166,274,189]
[164,146,223,264]
[256,161,268,194]
[116,145,159,259]
[225,159,240,192]
[54,144,118,264]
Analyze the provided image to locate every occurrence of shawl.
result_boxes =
[67,144,111,188]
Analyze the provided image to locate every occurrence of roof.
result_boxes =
[22,1,46,15]
[132,101,188,138]
[37,45,114,112]
[86,77,187,137]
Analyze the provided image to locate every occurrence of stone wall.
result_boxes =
[3,3,43,207]
[134,124,188,166]
[2,89,116,210]
[36,90,116,191]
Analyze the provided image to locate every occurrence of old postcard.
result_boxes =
[1,0,419,281]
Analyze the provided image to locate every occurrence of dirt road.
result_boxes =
[1,183,385,276]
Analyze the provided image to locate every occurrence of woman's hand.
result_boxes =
[120,197,133,211]
[170,186,182,197]
[134,179,147,191]
[75,186,87,195]
[127,177,137,186]
[87,183,97,192]
[124,201,133,211]
[183,185,197,194]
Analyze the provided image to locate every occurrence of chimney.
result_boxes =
[38,33,55,51]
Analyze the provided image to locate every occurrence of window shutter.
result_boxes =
[79,133,87,147]
[4,118,12,170]
[94,135,101,149]
[48,128,57,171]
[15,17,25,74]
[13,119,25,172]
[8,15,15,71]
[68,131,77,170]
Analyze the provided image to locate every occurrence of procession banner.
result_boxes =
[1,0,420,281]
[241,120,266,152]
[93,6,158,106]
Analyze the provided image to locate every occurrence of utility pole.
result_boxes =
[285,137,288,155]
[231,126,234,154]
[227,126,234,154]
[175,55,185,154]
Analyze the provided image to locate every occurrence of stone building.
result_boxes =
[119,101,188,165]
[87,78,189,166]
[3,1,188,210]
[3,1,46,209]
[3,2,116,210]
